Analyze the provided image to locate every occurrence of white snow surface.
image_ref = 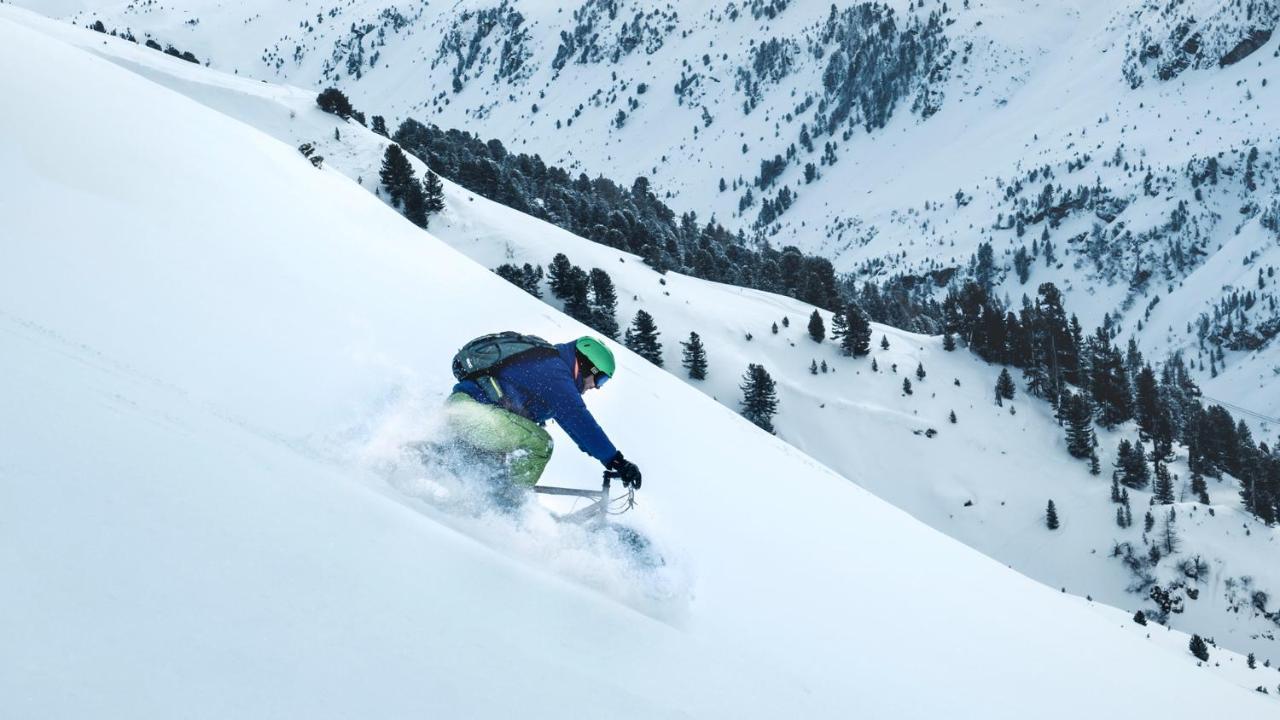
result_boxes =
[2,7,1279,717]
[23,0,1280,665]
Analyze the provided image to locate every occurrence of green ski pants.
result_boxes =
[445,392,553,486]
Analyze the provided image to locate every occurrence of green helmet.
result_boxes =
[575,336,616,377]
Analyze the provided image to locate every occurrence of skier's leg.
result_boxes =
[445,392,553,486]
[506,423,553,486]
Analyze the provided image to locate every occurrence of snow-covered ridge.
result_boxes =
[1,5,1278,716]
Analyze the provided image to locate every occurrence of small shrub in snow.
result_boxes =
[1189,634,1210,662]
[317,87,357,120]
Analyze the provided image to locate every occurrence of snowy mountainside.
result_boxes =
[31,0,1280,426]
[22,4,1280,667]
[7,8,1279,716]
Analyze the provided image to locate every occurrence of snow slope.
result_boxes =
[28,3,1280,664]
[2,7,1278,717]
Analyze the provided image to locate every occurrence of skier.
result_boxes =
[446,333,642,496]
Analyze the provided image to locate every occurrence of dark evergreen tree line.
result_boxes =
[379,144,445,229]
[89,20,202,64]
[493,263,544,298]
[542,253,621,341]
[944,270,1279,524]
[390,120,843,309]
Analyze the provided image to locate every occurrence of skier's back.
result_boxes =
[447,334,642,494]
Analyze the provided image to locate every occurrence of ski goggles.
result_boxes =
[592,369,611,388]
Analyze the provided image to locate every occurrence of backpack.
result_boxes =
[451,331,557,383]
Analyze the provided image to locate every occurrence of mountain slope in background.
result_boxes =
[26,0,1280,426]
[2,7,1278,717]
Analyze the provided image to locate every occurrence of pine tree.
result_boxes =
[1116,505,1127,528]
[520,264,544,298]
[680,331,708,380]
[843,303,872,356]
[1022,283,1076,408]
[1064,393,1096,459]
[1160,507,1179,554]
[915,362,927,381]
[370,115,389,137]
[422,169,446,215]
[808,310,825,343]
[1189,634,1210,662]
[829,306,848,344]
[1190,469,1209,505]
[1248,652,1257,669]
[379,144,415,206]
[316,87,356,118]
[820,360,829,373]
[1144,510,1155,533]
[1114,439,1150,489]
[973,241,996,291]
[1135,365,1162,441]
[1133,610,1147,626]
[943,331,956,351]
[547,253,574,300]
[809,359,819,375]
[949,410,957,423]
[995,368,1016,404]
[880,335,890,350]
[1089,452,1101,476]
[771,321,779,334]
[740,364,779,433]
[1086,329,1132,428]
[562,266,593,324]
[1152,460,1175,504]
[587,268,620,340]
[871,357,879,372]
[401,177,428,227]
[1046,500,1060,530]
[781,316,790,328]
[902,378,913,395]
[624,309,664,366]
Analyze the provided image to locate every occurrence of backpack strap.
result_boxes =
[478,374,506,405]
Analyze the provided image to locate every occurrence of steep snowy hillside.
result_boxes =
[3,8,1279,718]
[20,3,1280,664]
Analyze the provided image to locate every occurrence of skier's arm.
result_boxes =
[546,374,619,465]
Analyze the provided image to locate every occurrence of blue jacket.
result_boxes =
[453,342,619,465]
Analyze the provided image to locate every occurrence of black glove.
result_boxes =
[607,451,642,490]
